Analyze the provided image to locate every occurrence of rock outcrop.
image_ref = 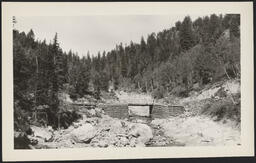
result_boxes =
[128,123,153,146]
[70,123,96,143]
[30,125,53,142]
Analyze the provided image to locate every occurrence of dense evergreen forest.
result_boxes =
[14,14,240,132]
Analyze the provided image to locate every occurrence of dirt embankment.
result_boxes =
[153,79,241,146]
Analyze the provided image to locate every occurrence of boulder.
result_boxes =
[31,126,53,141]
[98,140,108,148]
[111,120,122,129]
[82,114,87,120]
[129,123,153,145]
[119,136,129,146]
[70,123,96,143]
[86,109,96,117]
[73,122,82,128]
[223,80,240,94]
[85,118,99,126]
[47,126,54,132]
[129,137,137,147]
[95,107,103,113]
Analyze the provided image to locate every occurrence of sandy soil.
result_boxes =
[151,116,240,146]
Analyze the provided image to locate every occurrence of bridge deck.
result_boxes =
[71,103,185,118]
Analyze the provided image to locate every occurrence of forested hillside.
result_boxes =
[13,14,240,132]
[92,14,240,97]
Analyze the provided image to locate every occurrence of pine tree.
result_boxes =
[179,16,195,51]
[119,44,128,78]
[230,15,240,39]
[175,21,182,31]
[209,14,222,42]
[147,33,157,64]
[75,65,90,97]
[13,14,241,128]
[48,33,65,128]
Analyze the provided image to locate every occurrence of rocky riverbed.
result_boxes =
[24,79,241,148]
[27,107,240,149]
[28,110,156,148]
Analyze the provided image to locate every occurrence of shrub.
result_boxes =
[214,87,227,98]
[152,86,166,99]
[200,99,240,122]
[14,100,31,132]
[57,104,82,129]
[14,100,33,149]
[68,85,79,101]
[171,85,190,97]
[14,132,31,149]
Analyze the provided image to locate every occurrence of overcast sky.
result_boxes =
[16,15,205,57]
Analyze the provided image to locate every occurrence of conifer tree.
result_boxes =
[230,15,240,39]
[179,16,194,51]
[75,65,90,97]
[48,33,64,127]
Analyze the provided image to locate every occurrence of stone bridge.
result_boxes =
[73,103,185,119]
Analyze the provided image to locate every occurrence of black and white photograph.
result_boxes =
[12,13,242,149]
[2,2,254,161]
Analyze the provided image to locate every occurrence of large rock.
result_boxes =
[71,123,96,143]
[95,107,103,114]
[86,109,96,117]
[129,123,153,145]
[129,137,137,147]
[223,80,240,94]
[119,136,129,146]
[98,140,108,148]
[31,126,53,141]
